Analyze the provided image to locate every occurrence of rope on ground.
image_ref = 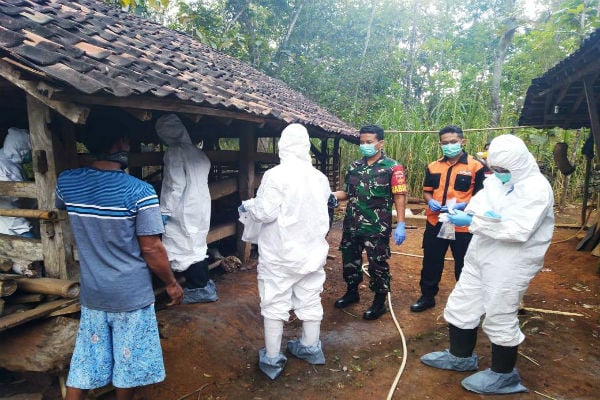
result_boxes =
[361,264,407,400]
[551,209,593,244]
[390,250,453,261]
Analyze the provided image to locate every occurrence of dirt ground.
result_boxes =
[1,205,598,400]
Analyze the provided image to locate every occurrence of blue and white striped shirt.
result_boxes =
[56,167,164,312]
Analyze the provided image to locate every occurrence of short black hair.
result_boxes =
[79,109,129,155]
[439,125,464,138]
[359,125,384,140]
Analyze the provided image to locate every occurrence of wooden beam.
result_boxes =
[583,77,600,160]
[0,59,89,125]
[0,233,43,261]
[237,124,257,263]
[0,181,37,198]
[27,96,77,279]
[0,298,78,332]
[209,178,237,201]
[0,208,57,220]
[206,222,237,244]
[51,92,269,124]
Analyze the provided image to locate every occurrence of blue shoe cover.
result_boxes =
[183,280,218,303]
[286,339,326,365]
[258,348,287,380]
[461,368,528,394]
[421,349,478,371]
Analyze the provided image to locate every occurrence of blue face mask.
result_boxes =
[359,143,378,157]
[494,171,512,184]
[441,142,462,158]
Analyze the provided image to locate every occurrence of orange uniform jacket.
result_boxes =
[423,152,487,233]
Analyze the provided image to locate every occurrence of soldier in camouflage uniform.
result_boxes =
[331,125,407,320]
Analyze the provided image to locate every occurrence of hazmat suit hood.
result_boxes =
[278,124,312,163]
[487,135,539,183]
[155,114,193,146]
[2,128,31,164]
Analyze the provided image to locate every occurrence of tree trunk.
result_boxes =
[490,19,517,126]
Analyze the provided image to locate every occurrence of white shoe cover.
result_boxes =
[258,348,287,380]
[286,339,325,365]
[421,349,478,371]
[461,368,528,394]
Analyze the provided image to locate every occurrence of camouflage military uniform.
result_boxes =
[340,153,406,293]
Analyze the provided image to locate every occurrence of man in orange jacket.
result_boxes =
[410,125,487,312]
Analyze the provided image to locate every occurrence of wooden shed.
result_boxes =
[0,0,357,279]
[0,0,358,336]
[519,28,600,254]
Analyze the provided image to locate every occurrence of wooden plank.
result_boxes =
[0,234,43,262]
[4,293,45,304]
[0,181,37,198]
[209,178,238,200]
[16,277,80,298]
[46,302,80,317]
[206,222,237,244]
[237,125,256,263]
[51,92,268,124]
[27,96,76,279]
[0,298,78,332]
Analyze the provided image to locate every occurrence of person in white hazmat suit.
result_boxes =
[0,128,34,238]
[239,123,331,380]
[155,114,217,303]
[420,134,554,394]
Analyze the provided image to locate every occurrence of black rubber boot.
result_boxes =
[491,344,519,373]
[363,293,387,320]
[334,284,359,308]
[449,324,478,357]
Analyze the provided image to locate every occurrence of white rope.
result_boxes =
[361,264,407,399]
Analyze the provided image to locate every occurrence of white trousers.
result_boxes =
[258,267,325,322]
[444,251,541,347]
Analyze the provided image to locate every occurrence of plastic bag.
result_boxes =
[238,211,262,244]
[437,213,456,240]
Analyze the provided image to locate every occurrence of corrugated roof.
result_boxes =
[0,0,357,140]
[519,28,600,129]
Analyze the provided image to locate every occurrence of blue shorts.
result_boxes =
[66,304,165,389]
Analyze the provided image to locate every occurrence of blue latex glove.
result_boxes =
[454,202,467,211]
[394,222,406,245]
[161,214,169,225]
[484,210,502,220]
[428,199,442,212]
[20,231,35,238]
[441,202,467,213]
[327,193,339,208]
[447,210,473,227]
[238,204,246,213]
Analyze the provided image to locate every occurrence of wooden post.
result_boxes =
[26,96,77,280]
[237,124,257,264]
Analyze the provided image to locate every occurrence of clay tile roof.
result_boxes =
[0,0,357,140]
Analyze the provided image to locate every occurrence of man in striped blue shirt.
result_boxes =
[56,114,183,400]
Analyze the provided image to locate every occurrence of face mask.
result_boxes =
[359,143,378,158]
[494,171,511,184]
[441,142,462,158]
[104,151,129,170]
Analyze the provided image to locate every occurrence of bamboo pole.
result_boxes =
[0,279,17,296]
[16,278,80,298]
[0,208,57,220]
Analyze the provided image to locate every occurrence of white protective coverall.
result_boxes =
[0,128,32,235]
[242,124,331,322]
[444,134,554,347]
[155,114,211,272]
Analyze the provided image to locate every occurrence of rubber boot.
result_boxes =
[421,324,478,371]
[363,292,387,320]
[334,284,359,308]
[491,344,518,373]
[461,344,528,394]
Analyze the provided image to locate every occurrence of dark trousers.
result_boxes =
[420,222,472,298]
[339,231,391,293]
[177,259,210,289]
